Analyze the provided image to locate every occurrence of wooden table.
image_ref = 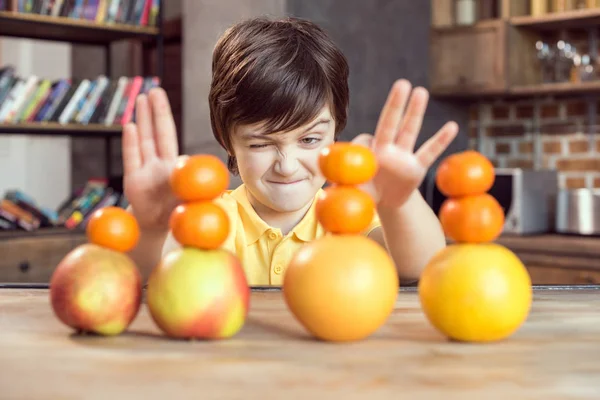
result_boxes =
[1,285,600,399]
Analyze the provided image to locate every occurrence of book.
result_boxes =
[3,0,161,27]
[0,178,129,232]
[0,70,160,126]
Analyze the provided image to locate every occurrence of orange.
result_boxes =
[170,201,229,250]
[170,154,230,202]
[418,243,532,342]
[283,234,399,342]
[319,142,378,185]
[86,206,140,253]
[435,150,495,197]
[439,193,505,243]
[316,185,375,234]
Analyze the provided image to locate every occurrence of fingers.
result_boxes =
[351,133,374,148]
[122,123,142,176]
[416,121,459,168]
[149,87,179,160]
[373,79,411,149]
[396,87,429,152]
[135,94,157,163]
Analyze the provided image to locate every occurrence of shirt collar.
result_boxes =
[230,184,324,244]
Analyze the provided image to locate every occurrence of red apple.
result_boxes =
[49,243,142,336]
[146,247,250,339]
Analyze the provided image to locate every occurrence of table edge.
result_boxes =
[1,283,600,291]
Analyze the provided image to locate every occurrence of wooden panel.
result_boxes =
[430,20,507,95]
[511,80,600,95]
[0,10,158,45]
[511,7,600,30]
[495,234,600,258]
[507,25,542,86]
[143,17,183,153]
[431,0,454,27]
[1,288,600,398]
[0,122,122,137]
[527,265,600,285]
[501,0,530,17]
[0,233,86,283]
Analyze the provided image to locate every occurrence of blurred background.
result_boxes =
[1,0,600,286]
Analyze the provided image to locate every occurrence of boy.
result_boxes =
[123,16,459,286]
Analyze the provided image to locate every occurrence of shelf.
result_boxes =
[0,11,159,45]
[432,81,600,99]
[0,227,82,240]
[510,81,600,96]
[0,122,123,137]
[430,19,502,33]
[511,8,600,31]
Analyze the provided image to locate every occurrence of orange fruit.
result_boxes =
[418,243,532,342]
[316,185,375,234]
[86,207,140,253]
[283,234,399,342]
[170,201,229,250]
[439,193,504,243]
[319,142,378,185]
[435,150,495,197]
[170,154,230,202]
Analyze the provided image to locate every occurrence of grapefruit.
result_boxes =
[418,243,532,342]
[283,234,399,342]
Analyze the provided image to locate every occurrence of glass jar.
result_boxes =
[552,0,574,11]
[531,0,548,15]
[456,0,477,25]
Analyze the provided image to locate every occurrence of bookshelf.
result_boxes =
[0,10,159,44]
[0,1,164,238]
[0,121,122,135]
[0,2,164,179]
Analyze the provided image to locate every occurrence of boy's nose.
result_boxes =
[273,149,299,176]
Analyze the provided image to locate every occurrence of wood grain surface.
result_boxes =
[1,287,599,399]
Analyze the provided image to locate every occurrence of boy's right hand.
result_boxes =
[122,87,180,232]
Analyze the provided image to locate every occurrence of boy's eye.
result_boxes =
[249,143,269,148]
[301,137,321,145]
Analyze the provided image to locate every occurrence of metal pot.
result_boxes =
[555,188,600,235]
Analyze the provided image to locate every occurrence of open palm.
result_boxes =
[122,88,180,231]
[353,80,459,209]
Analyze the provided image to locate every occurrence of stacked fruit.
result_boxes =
[145,154,251,340]
[436,150,504,244]
[418,150,533,343]
[49,207,143,336]
[283,142,399,342]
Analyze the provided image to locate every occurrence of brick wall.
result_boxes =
[468,98,600,189]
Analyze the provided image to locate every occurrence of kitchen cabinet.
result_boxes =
[430,20,507,95]
[429,0,600,98]
[1,229,599,286]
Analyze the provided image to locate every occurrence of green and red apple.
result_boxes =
[49,243,143,336]
[145,247,250,339]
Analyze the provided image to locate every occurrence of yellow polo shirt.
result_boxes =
[162,184,381,286]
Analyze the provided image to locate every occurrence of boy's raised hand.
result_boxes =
[122,87,180,232]
[353,79,459,209]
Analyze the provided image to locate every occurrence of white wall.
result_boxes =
[0,38,72,210]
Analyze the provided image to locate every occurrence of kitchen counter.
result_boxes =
[1,231,600,285]
[1,286,599,398]
[495,233,600,284]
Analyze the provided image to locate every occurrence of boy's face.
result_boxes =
[231,106,336,214]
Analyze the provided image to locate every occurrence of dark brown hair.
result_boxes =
[209,16,349,174]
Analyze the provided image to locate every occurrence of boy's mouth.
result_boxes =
[268,179,305,185]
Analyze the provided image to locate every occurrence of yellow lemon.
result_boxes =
[418,243,532,342]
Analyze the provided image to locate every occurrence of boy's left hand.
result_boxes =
[352,79,459,209]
